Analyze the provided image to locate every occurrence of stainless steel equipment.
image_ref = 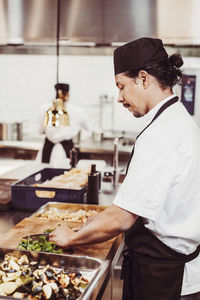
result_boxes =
[0,123,8,140]
[1,0,200,46]
[113,137,121,187]
[0,247,109,300]
[0,122,23,141]
[102,136,123,188]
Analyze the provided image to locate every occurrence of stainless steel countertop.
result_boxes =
[0,137,133,154]
[76,138,132,154]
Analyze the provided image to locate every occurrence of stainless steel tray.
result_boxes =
[30,201,108,219]
[0,248,109,300]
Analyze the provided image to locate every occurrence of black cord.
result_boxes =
[56,0,60,84]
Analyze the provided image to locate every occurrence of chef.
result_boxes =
[50,38,200,300]
[39,83,91,164]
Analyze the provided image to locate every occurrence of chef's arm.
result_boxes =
[49,204,138,248]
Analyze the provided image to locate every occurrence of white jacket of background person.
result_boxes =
[36,102,92,168]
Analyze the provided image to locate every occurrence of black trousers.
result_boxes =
[41,137,74,163]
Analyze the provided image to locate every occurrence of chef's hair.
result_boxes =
[55,83,70,98]
[124,53,183,90]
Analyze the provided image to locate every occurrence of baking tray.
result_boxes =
[0,247,109,300]
[30,201,108,220]
[11,168,87,210]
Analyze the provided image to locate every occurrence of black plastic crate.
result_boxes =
[11,168,87,210]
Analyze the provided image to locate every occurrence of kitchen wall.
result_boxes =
[0,53,200,140]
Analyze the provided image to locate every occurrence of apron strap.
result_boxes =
[60,139,74,157]
[126,96,178,174]
[42,138,74,163]
[42,138,55,163]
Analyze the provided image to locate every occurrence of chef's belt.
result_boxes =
[42,137,74,163]
[122,96,200,300]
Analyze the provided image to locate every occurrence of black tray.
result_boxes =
[11,168,87,211]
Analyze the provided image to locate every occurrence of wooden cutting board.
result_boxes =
[0,217,122,260]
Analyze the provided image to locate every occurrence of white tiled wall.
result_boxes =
[0,53,200,139]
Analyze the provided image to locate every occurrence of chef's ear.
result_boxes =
[138,70,149,88]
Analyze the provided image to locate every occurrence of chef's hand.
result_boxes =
[71,215,97,231]
[49,225,76,249]
[87,215,97,223]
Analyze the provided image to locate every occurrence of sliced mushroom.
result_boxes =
[9,259,20,271]
[0,281,18,295]
[57,273,70,288]
[49,282,59,293]
[3,270,22,282]
[43,284,52,299]
[18,255,29,265]
[12,291,26,298]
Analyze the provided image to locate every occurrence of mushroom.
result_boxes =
[9,259,20,271]
[12,291,26,299]
[49,282,59,293]
[2,270,22,282]
[0,281,18,295]
[18,255,29,265]
[43,284,52,299]
[57,273,70,288]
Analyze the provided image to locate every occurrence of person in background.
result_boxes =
[50,38,200,300]
[39,83,91,164]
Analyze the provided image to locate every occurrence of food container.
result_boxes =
[92,130,103,142]
[0,247,109,300]
[0,123,23,141]
[30,202,108,222]
[11,168,87,211]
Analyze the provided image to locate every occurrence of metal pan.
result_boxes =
[30,201,108,219]
[0,247,109,300]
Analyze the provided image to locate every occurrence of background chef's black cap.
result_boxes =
[54,83,70,93]
[114,37,168,75]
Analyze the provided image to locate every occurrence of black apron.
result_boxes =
[122,96,200,300]
[41,137,74,163]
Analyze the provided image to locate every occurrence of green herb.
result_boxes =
[43,228,54,233]
[17,235,63,254]
[43,224,61,234]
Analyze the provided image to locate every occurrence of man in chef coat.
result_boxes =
[38,83,91,167]
[50,38,200,299]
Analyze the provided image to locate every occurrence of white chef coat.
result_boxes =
[113,94,200,295]
[39,102,91,143]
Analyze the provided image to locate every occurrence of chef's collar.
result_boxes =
[142,94,177,125]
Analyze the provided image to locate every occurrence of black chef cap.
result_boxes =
[114,37,168,75]
[54,83,70,93]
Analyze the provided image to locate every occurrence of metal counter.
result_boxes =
[0,137,132,155]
